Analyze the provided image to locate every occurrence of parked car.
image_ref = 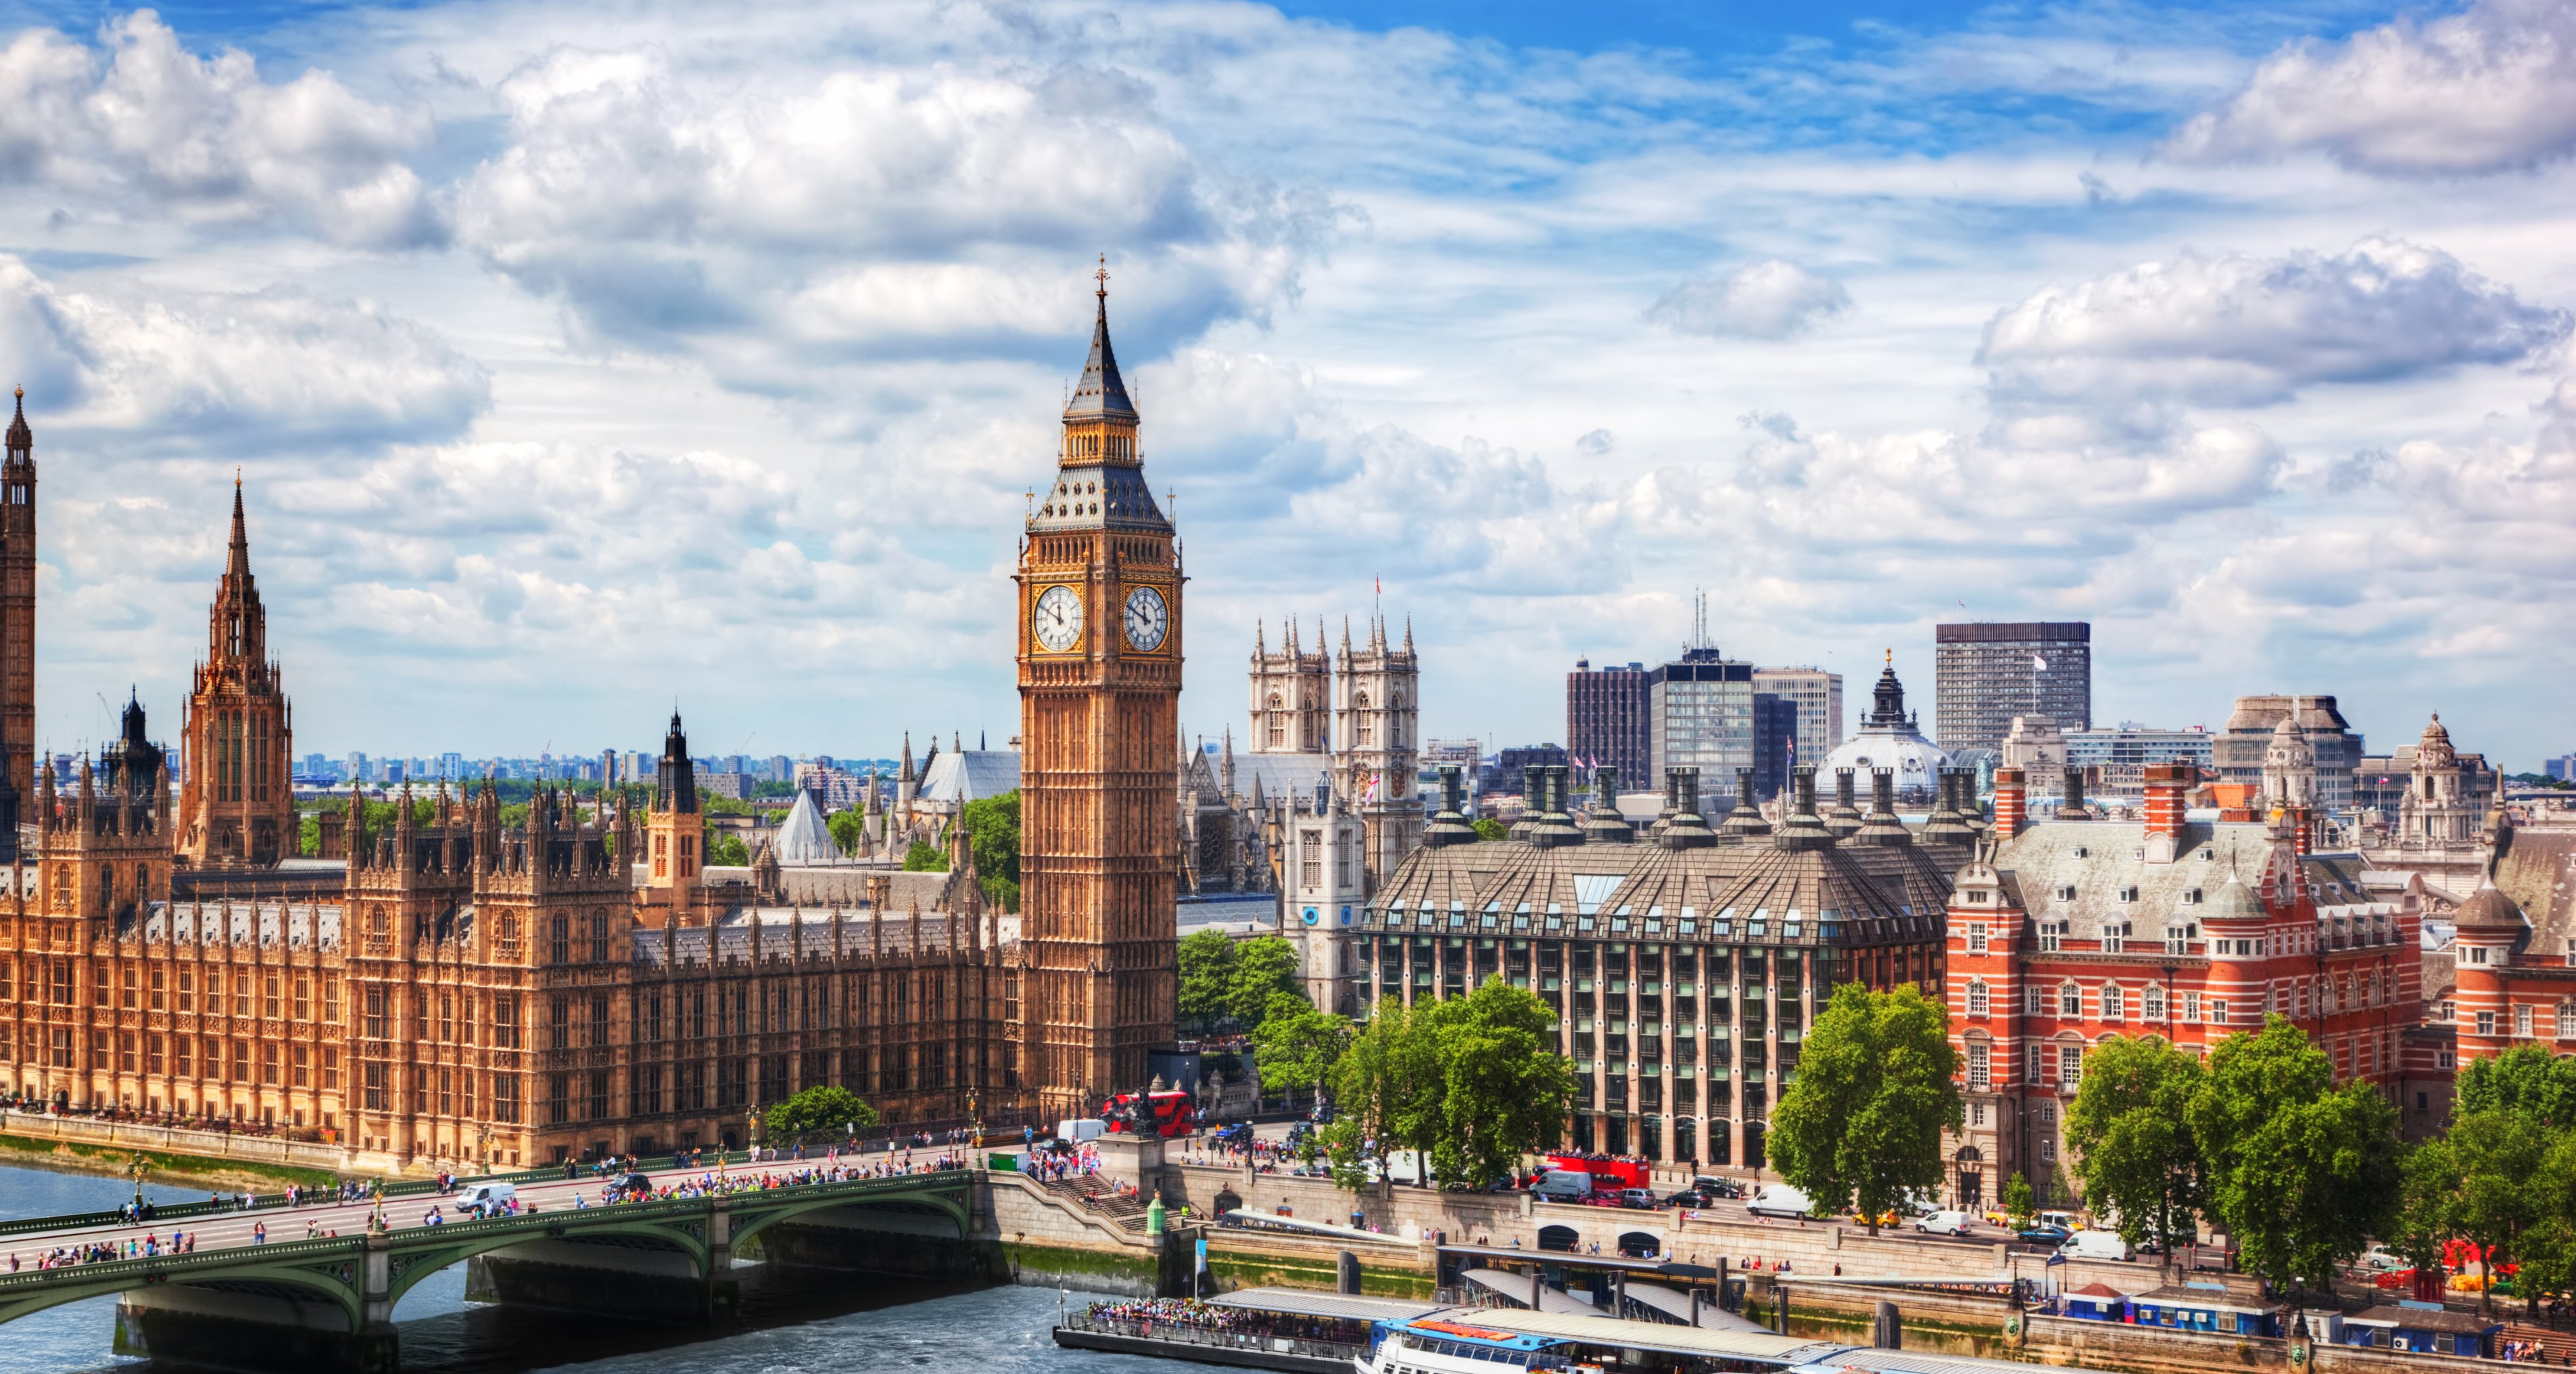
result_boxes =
[1618,1188,1659,1210]
[2357,1246,2408,1273]
[1666,1187,1720,1208]
[2018,1224,2074,1250]
[1691,1176,1745,1200]
[1915,1210,1975,1237]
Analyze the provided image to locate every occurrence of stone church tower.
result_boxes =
[1335,615,1422,882]
[1249,619,1329,753]
[1,390,36,848]
[640,711,703,925]
[1016,268,1183,1116]
[178,481,294,868]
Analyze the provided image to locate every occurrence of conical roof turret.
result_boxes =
[1063,258,1138,423]
[5,387,29,456]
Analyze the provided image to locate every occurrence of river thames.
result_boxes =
[0,1163,1152,1374]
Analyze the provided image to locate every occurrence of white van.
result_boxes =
[2061,1230,2135,1262]
[1532,1169,1593,1202]
[1057,1118,1107,1143]
[1915,1210,1975,1237]
[1746,1184,1814,1219]
[458,1181,517,1215]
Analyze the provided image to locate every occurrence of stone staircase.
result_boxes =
[1045,1172,1152,1232]
[2498,1319,2573,1363]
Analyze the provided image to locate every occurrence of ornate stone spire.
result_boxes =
[1062,256,1138,425]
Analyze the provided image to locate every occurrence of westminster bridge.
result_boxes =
[0,1163,982,1371]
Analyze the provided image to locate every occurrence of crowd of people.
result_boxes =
[7,1230,201,1270]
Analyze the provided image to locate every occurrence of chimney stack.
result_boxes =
[1993,767,2026,838]
[2143,760,2189,863]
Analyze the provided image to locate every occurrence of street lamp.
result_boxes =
[127,1151,147,1212]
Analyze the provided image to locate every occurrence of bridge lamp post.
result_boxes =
[127,1151,146,1211]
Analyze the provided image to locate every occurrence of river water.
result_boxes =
[0,1163,1155,1374]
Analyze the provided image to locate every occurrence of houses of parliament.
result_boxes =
[0,281,1182,1168]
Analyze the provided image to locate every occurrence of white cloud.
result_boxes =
[0,13,438,246]
[1647,260,1851,341]
[2163,0,2576,176]
[455,47,1341,366]
[1977,238,2570,419]
[0,256,488,446]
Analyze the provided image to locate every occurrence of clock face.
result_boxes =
[1032,584,1084,653]
[1123,584,1169,652]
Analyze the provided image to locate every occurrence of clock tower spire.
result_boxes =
[1016,262,1183,1118]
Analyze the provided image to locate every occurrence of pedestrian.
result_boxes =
[252,1221,266,1245]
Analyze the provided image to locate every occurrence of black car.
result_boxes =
[1664,1188,1724,1208]
[609,1172,655,1200]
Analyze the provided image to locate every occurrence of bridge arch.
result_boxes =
[725,1180,973,1253]
[0,1243,369,1334]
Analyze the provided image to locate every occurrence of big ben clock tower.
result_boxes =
[1017,264,1183,1118]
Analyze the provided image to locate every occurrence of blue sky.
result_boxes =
[0,0,2567,771]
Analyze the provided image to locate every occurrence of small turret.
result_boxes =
[1659,767,1717,850]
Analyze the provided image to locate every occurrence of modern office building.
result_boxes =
[1750,667,1842,772]
[2213,696,2362,813]
[1567,659,1651,786]
[1933,622,2091,752]
[1752,694,1798,802]
[2064,723,2215,786]
[1481,744,1568,799]
[1648,650,1756,786]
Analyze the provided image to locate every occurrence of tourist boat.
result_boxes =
[1357,1315,1588,1374]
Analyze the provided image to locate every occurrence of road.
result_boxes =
[0,1153,950,1269]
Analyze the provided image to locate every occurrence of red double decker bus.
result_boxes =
[1103,1091,1197,1137]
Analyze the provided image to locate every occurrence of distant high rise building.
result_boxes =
[1481,744,1567,798]
[1751,693,1797,801]
[344,751,368,784]
[1933,621,2091,751]
[2063,723,2214,787]
[2214,694,2362,812]
[1566,658,1650,786]
[1648,648,1755,784]
[2545,755,2576,783]
[1750,667,1841,769]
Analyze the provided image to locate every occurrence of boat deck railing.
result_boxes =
[1057,1312,1368,1363]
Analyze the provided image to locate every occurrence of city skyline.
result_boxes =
[0,1,2569,765]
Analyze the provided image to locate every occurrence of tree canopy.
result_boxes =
[902,839,946,872]
[1325,982,1574,1191]
[764,1085,880,1144]
[2189,1017,2401,1292]
[2064,1033,2207,1254]
[1177,930,1306,1035]
[961,790,1021,912]
[1252,993,1352,1101]
[1768,982,1961,1232]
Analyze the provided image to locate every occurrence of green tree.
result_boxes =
[902,839,946,872]
[298,808,322,857]
[2458,1045,2576,1126]
[2189,1017,2403,1294]
[765,1085,881,1145]
[1769,982,1962,1233]
[707,831,750,866]
[2003,1172,2036,1228]
[827,809,865,857]
[1432,979,1577,1188]
[1177,928,1235,1033]
[2516,1135,2576,1316]
[961,790,1022,912]
[2064,1033,2207,1254]
[1326,1000,1444,1192]
[1471,817,1508,842]
[1254,993,1352,1107]
[1225,937,1303,1030]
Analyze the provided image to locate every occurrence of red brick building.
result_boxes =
[1942,763,2439,1210]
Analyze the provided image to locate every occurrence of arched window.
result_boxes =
[550,914,571,966]
[2059,982,2081,1016]
[1355,692,1373,747]
[1266,693,1285,749]
[589,912,609,963]
[98,868,115,909]
[1965,980,1988,1016]
[2102,983,2125,1021]
[134,864,149,903]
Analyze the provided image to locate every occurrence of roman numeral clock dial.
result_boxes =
[1123,584,1167,652]
[1032,584,1083,653]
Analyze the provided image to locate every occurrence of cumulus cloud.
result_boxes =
[1647,260,1851,341]
[0,13,438,246]
[1978,238,2570,422]
[2163,0,2576,176]
[0,256,488,447]
[455,48,1341,367]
